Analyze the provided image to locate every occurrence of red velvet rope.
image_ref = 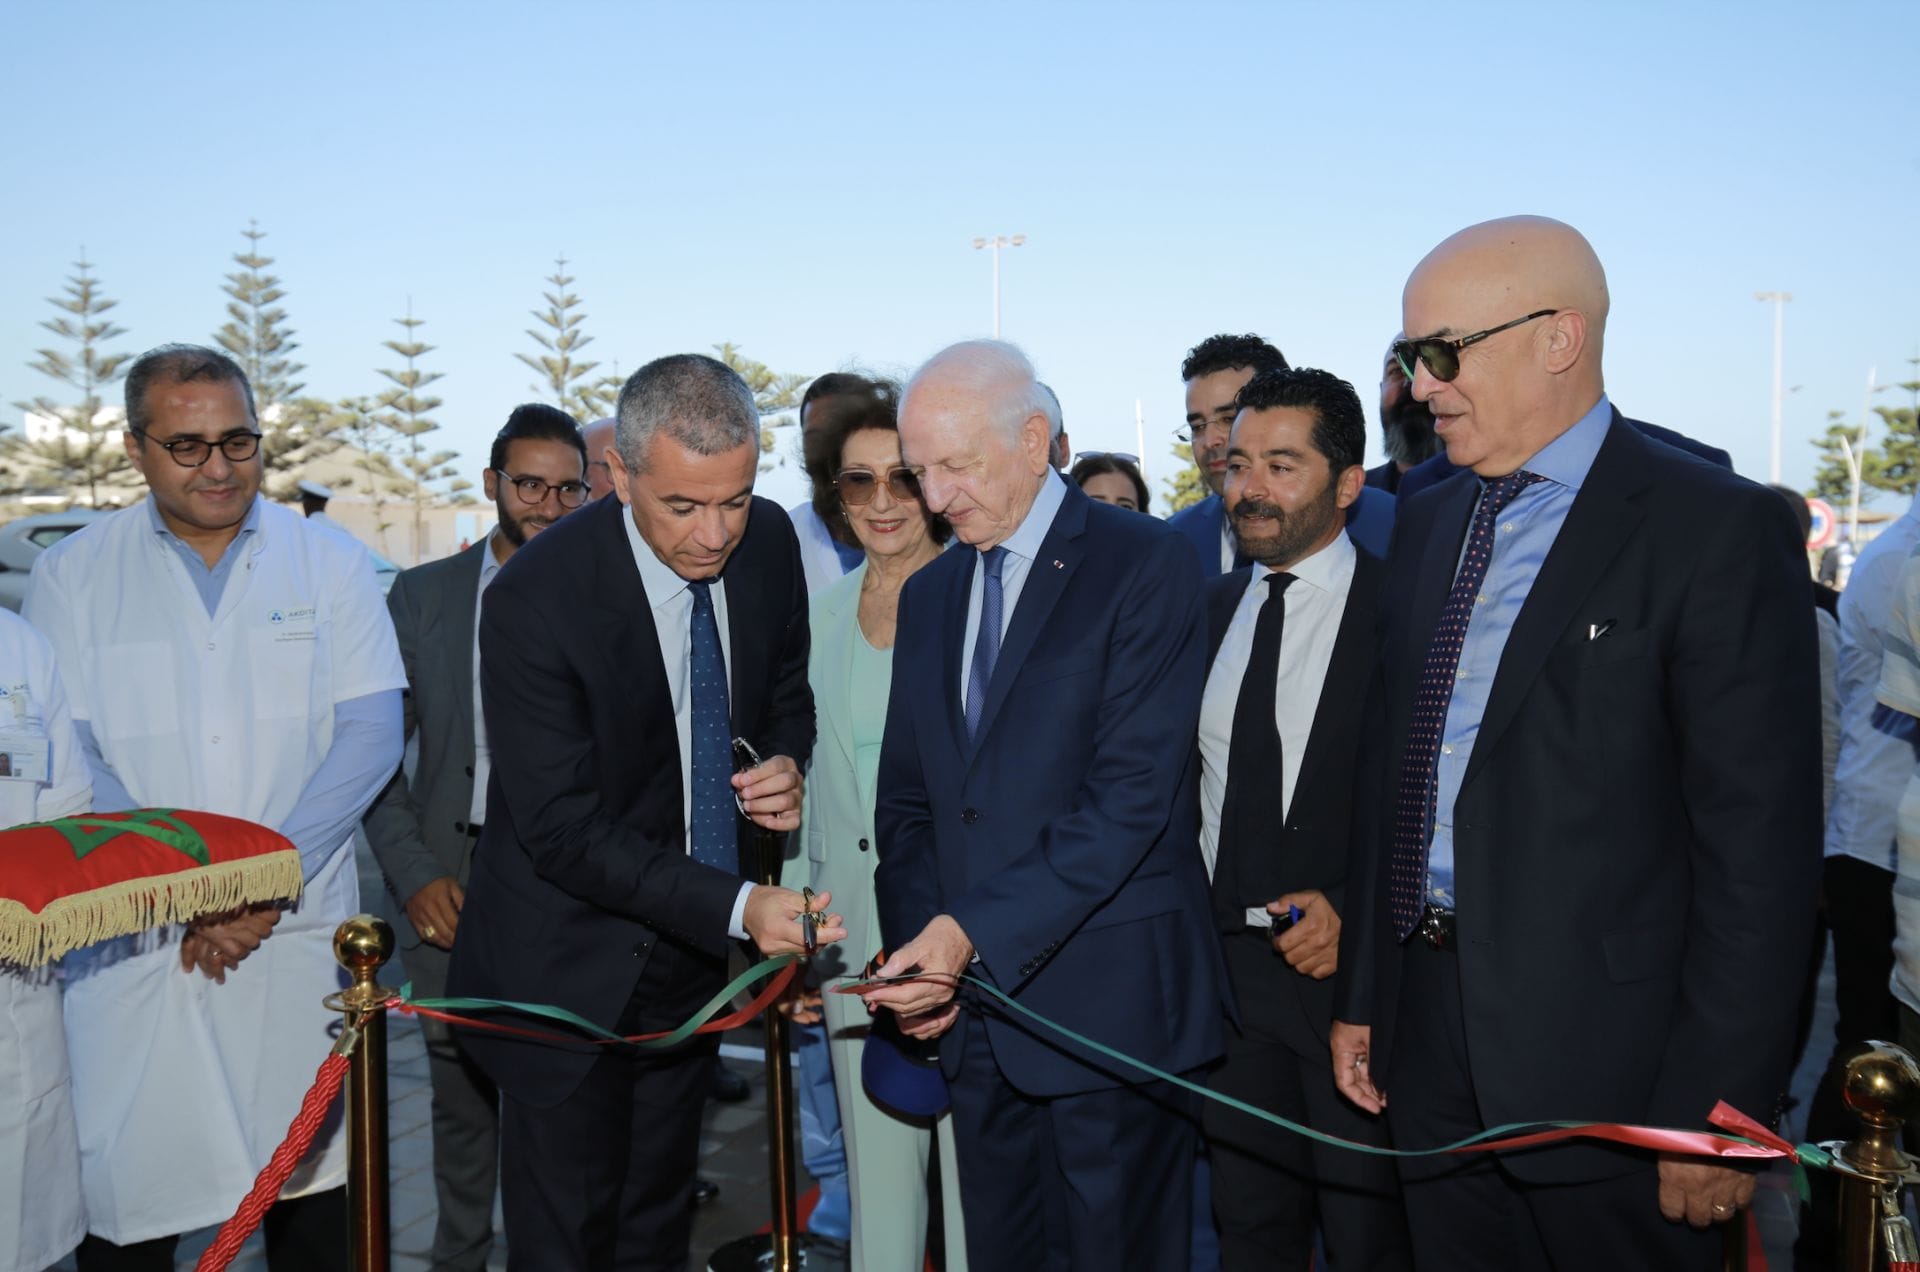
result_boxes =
[192,1050,351,1272]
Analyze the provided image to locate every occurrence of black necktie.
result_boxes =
[1213,572,1295,930]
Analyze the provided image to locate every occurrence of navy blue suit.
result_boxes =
[1170,489,1396,572]
[1394,418,1731,502]
[876,482,1229,1268]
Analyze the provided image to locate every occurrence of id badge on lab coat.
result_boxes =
[0,731,51,784]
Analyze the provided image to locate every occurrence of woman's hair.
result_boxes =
[1070,453,1151,514]
[806,374,951,547]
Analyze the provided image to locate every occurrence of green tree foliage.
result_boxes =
[377,306,469,558]
[1163,440,1208,515]
[517,255,612,421]
[330,396,403,556]
[213,220,306,412]
[1806,357,1920,503]
[8,254,135,506]
[712,342,807,472]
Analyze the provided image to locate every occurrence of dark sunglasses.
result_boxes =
[835,467,921,505]
[1075,451,1140,465]
[1392,309,1557,383]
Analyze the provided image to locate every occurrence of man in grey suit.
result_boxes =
[364,403,589,1270]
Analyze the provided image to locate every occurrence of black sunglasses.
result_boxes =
[836,467,921,506]
[1392,309,1557,383]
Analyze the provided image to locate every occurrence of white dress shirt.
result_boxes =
[621,508,754,938]
[1197,531,1356,927]
[789,499,851,598]
[469,532,507,824]
[959,470,1070,702]
[1828,492,1920,869]
[1218,517,1236,574]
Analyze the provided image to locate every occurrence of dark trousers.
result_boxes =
[1387,939,1720,1271]
[496,944,721,1272]
[74,1185,347,1272]
[402,937,502,1272]
[1797,856,1902,1269]
[1204,931,1410,1272]
[945,1009,1199,1271]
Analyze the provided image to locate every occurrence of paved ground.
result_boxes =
[57,839,1845,1270]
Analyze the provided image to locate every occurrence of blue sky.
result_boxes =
[3,0,1916,513]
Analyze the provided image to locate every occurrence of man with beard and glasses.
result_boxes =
[1170,335,1395,572]
[1365,338,1441,496]
[1199,367,1409,1271]
[362,402,588,1271]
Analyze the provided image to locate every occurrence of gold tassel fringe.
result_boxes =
[0,850,304,968]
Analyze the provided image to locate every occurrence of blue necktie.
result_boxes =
[1387,470,1544,936]
[687,580,736,874]
[965,547,1009,740]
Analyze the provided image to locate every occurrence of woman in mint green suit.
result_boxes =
[784,378,966,1272]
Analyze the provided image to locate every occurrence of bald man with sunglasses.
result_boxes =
[1331,217,1819,1270]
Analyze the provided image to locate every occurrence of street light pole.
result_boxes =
[972,234,1027,337]
[1756,291,1793,483]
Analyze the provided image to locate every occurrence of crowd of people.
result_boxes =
[0,212,1883,1272]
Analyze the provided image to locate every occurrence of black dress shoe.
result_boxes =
[692,1177,721,1207]
[709,1062,751,1103]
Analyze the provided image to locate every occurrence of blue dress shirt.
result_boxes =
[1427,396,1612,905]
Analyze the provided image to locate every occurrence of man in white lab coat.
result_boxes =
[25,343,405,1272]
[0,608,93,1272]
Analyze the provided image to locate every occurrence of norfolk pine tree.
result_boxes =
[332,396,404,557]
[517,256,613,421]
[1163,440,1209,515]
[1807,355,1920,503]
[9,254,135,506]
[213,221,339,488]
[712,342,806,473]
[377,306,468,561]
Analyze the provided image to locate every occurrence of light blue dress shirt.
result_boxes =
[959,470,1068,701]
[1827,492,1920,870]
[1427,396,1612,905]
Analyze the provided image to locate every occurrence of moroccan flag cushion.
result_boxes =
[0,808,303,967]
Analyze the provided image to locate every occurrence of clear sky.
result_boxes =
[4,0,1916,514]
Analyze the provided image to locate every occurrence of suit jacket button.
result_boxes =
[453,821,466,833]
[858,838,870,852]
[961,808,980,825]
[465,765,475,778]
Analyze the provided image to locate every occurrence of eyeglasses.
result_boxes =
[134,429,263,468]
[493,470,590,509]
[1075,451,1140,465]
[1392,309,1558,383]
[835,467,921,505]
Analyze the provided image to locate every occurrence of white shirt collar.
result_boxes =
[479,530,509,585]
[1252,527,1355,597]
[993,469,1068,564]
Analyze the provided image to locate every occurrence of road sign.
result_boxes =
[1808,497,1837,551]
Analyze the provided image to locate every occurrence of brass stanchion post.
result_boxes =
[709,825,814,1272]
[1827,1041,1920,1271]
[330,915,396,1272]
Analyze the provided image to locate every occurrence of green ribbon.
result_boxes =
[26,809,210,868]
[401,953,798,1051]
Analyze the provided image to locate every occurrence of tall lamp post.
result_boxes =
[972,234,1026,337]
[1756,291,1793,483]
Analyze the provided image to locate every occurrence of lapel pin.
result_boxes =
[1052,559,1064,569]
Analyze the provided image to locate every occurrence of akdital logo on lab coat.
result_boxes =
[266,606,317,626]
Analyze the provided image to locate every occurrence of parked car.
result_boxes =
[0,509,400,611]
[0,510,111,611]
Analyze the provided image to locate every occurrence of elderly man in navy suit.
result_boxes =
[867,340,1230,1270]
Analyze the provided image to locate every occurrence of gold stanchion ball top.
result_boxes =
[332,914,395,978]
[1841,1041,1920,1128]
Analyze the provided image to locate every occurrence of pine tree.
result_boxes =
[376,304,464,559]
[8,254,136,507]
[1809,356,1920,503]
[516,255,613,421]
[331,396,403,556]
[712,342,807,472]
[213,220,306,412]
[1163,440,1209,515]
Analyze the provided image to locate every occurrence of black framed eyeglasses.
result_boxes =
[1392,309,1558,384]
[133,429,264,468]
[835,467,921,506]
[494,470,590,508]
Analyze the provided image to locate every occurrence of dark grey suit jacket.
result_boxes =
[363,541,490,954]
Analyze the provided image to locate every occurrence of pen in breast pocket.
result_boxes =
[1588,620,1616,641]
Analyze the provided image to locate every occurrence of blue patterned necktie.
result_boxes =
[1387,471,1544,936]
[687,579,736,874]
[965,546,1009,740]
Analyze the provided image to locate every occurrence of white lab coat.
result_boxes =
[23,496,405,1244]
[0,610,92,1272]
